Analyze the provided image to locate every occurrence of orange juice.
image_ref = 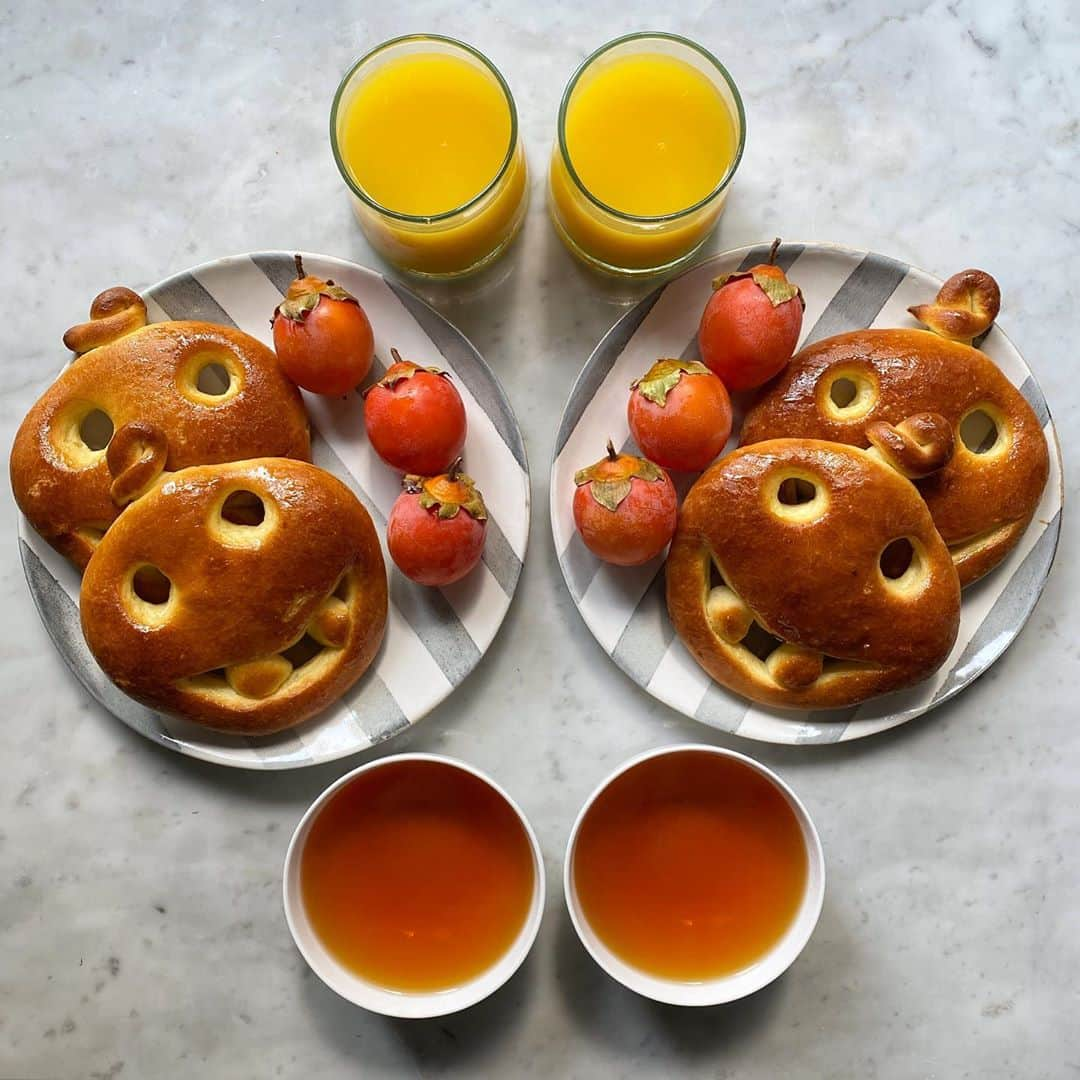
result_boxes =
[573,750,807,980]
[549,37,743,274]
[301,759,536,992]
[333,40,528,277]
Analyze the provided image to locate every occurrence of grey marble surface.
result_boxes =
[1,2,1077,1077]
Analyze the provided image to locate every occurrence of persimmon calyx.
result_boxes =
[367,350,451,393]
[711,269,805,309]
[631,359,713,407]
[574,453,662,512]
[404,467,488,521]
[276,254,361,321]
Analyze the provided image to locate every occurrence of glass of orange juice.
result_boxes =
[548,32,746,277]
[331,35,529,279]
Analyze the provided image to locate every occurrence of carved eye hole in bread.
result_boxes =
[177,349,244,406]
[766,469,829,523]
[820,367,878,421]
[80,409,115,451]
[122,564,175,627]
[878,536,929,595]
[50,402,115,469]
[209,488,277,548]
[195,362,232,396]
[958,404,1009,458]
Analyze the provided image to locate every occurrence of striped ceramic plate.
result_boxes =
[19,252,530,769]
[550,242,1062,745]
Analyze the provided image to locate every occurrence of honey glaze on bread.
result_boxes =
[666,440,961,710]
[79,458,387,735]
[10,288,311,568]
[739,329,1049,585]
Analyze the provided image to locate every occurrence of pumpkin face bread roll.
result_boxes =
[10,287,311,569]
[80,459,387,735]
[739,329,1049,586]
[666,439,961,710]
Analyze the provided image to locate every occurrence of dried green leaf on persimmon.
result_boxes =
[631,359,713,407]
[711,269,804,309]
[574,452,663,511]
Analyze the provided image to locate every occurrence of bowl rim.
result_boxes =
[563,742,826,1006]
[282,751,546,1018]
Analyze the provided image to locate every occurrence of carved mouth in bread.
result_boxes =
[176,571,357,705]
[703,557,883,696]
[79,459,388,735]
[666,439,962,710]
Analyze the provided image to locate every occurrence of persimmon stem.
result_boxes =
[768,237,781,265]
[448,457,463,481]
[606,439,617,461]
[390,347,403,364]
[294,253,305,278]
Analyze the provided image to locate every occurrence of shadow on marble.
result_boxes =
[552,905,786,1058]
[298,939,539,1071]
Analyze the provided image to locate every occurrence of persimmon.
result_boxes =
[573,441,677,566]
[272,255,374,395]
[699,238,804,392]
[387,463,487,586]
[627,359,732,472]
[363,349,467,475]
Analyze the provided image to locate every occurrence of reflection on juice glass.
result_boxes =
[548,33,745,277]
[331,36,529,278]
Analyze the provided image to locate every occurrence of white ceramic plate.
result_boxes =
[550,241,1063,745]
[19,252,530,769]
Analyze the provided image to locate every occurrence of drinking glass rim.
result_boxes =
[555,31,747,225]
[330,34,520,225]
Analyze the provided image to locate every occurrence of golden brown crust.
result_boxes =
[865,412,954,479]
[739,329,1049,586]
[79,459,387,735]
[62,287,148,354]
[666,440,961,710]
[11,306,311,569]
[908,269,1000,342]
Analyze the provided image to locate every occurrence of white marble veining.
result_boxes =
[2,1,1078,1077]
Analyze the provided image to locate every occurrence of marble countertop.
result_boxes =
[2,2,1077,1077]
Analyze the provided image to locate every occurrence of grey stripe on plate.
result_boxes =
[149,273,239,326]
[341,671,410,742]
[311,431,488,679]
[695,683,750,734]
[611,571,674,687]
[390,574,481,686]
[250,252,302,296]
[554,288,665,457]
[383,278,528,471]
[478,514,522,597]
[801,252,910,346]
[1018,375,1051,428]
[930,513,1061,706]
[561,531,601,603]
[733,242,806,275]
[19,540,171,743]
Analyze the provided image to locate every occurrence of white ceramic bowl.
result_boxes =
[283,752,545,1018]
[564,744,825,1006]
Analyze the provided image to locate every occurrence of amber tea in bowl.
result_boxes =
[565,745,824,1005]
[283,754,544,1017]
